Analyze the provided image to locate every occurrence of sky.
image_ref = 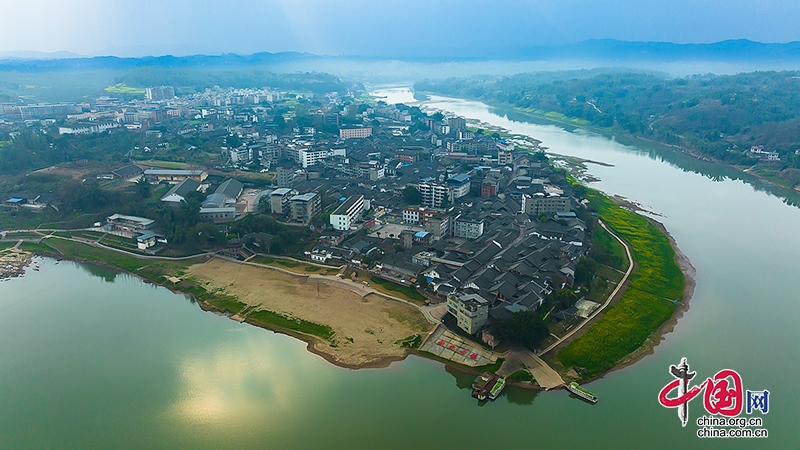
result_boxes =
[1,0,799,58]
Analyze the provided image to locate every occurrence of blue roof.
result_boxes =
[414,231,430,238]
[339,197,347,202]
[6,198,24,203]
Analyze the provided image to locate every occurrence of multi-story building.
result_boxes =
[298,148,346,168]
[270,188,298,215]
[454,215,485,239]
[522,194,570,215]
[447,174,471,199]
[339,127,373,139]
[145,86,175,101]
[447,117,467,131]
[402,207,439,225]
[290,192,321,224]
[58,122,120,135]
[425,214,451,239]
[447,293,489,334]
[276,167,296,187]
[417,181,453,208]
[329,195,364,231]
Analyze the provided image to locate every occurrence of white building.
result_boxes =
[447,293,489,334]
[298,147,346,168]
[417,182,453,208]
[329,195,364,231]
[454,216,485,239]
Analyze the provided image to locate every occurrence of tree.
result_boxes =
[493,310,550,350]
[136,177,151,199]
[402,185,422,204]
[226,134,241,148]
[371,119,381,127]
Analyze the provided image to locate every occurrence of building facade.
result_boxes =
[447,293,489,334]
[522,195,570,215]
[417,182,453,208]
[454,216,485,239]
[290,192,321,224]
[330,195,364,231]
[339,127,373,139]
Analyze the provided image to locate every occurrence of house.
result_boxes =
[270,188,298,215]
[136,232,157,250]
[330,195,364,231]
[290,192,321,224]
[160,178,201,205]
[447,293,489,334]
[112,164,143,180]
[106,214,155,232]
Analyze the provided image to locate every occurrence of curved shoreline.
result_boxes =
[597,217,696,379]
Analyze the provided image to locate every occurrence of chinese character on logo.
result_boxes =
[746,390,769,414]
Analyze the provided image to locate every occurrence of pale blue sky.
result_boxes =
[1,0,799,57]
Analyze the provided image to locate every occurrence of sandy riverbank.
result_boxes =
[187,257,434,368]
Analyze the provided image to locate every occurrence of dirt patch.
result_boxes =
[187,257,433,368]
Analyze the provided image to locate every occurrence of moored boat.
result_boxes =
[566,382,598,403]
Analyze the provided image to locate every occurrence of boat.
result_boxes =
[471,373,506,401]
[566,382,598,403]
[487,377,506,400]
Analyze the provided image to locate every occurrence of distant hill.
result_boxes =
[503,39,800,61]
[2,40,799,73]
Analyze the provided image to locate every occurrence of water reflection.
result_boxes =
[505,386,540,406]
[77,262,118,282]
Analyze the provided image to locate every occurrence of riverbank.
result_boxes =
[555,189,692,378]
[18,237,434,369]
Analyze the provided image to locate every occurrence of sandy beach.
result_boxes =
[187,257,434,368]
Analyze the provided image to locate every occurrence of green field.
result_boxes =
[557,189,685,376]
[103,83,146,97]
[247,309,334,342]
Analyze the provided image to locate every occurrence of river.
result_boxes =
[1,89,796,448]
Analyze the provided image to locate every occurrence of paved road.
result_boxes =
[539,219,634,355]
[498,344,565,390]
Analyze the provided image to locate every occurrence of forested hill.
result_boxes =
[416,71,800,172]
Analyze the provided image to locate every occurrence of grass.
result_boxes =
[250,255,338,275]
[507,369,534,382]
[557,189,685,377]
[104,83,146,96]
[248,309,334,342]
[36,238,201,283]
[367,274,427,304]
[395,334,423,349]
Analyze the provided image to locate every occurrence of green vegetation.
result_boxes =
[557,189,684,376]
[507,369,534,382]
[248,309,334,341]
[395,334,423,349]
[367,274,427,304]
[492,310,550,351]
[417,70,800,184]
[104,83,146,97]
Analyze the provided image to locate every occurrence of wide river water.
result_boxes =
[1,89,797,449]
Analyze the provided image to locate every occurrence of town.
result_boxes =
[0,84,627,387]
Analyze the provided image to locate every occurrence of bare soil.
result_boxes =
[187,258,433,368]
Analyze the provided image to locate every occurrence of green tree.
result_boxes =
[136,177,151,199]
[402,186,423,204]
